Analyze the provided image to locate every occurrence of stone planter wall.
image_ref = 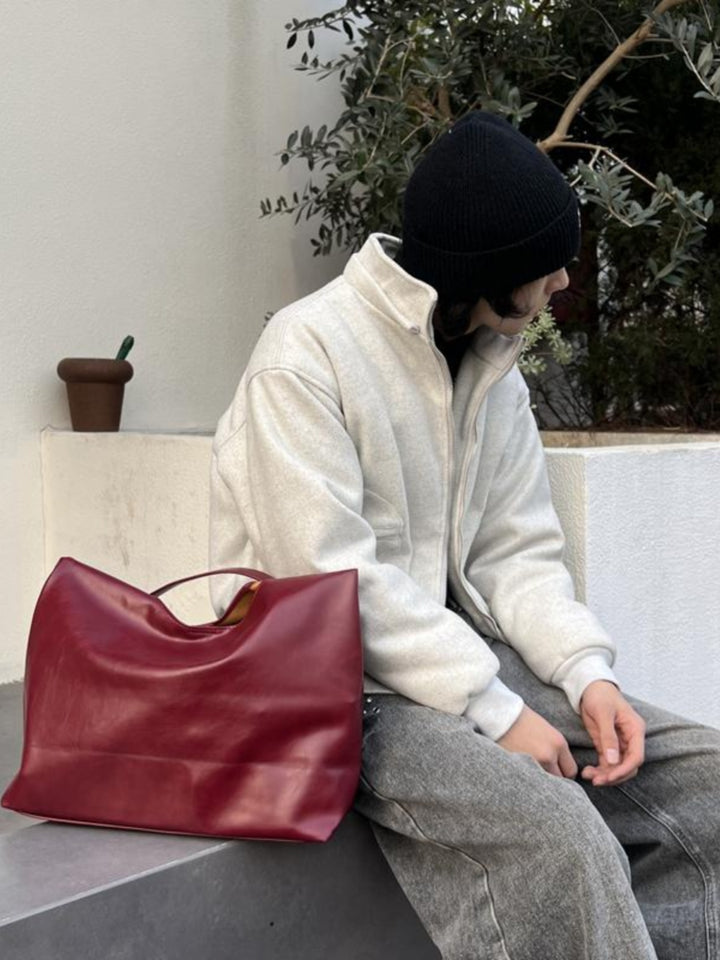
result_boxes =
[30,429,720,728]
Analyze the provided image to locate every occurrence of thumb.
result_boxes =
[596,709,620,766]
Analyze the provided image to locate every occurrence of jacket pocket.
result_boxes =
[362,488,405,541]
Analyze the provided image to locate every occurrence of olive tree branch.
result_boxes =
[538,0,690,152]
[551,140,657,190]
[555,140,712,228]
[360,37,408,102]
[676,39,720,99]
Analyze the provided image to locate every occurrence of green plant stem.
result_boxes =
[115,336,135,361]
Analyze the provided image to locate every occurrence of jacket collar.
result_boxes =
[345,233,524,369]
[344,233,438,337]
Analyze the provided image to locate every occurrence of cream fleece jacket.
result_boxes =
[210,234,618,740]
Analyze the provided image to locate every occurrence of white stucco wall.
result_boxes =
[1,1,347,680]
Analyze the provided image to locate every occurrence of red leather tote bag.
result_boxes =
[2,558,363,842]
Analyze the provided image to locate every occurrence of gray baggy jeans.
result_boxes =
[356,630,720,960]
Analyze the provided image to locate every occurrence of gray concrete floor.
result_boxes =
[0,683,36,835]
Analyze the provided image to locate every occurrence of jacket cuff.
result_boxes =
[557,655,620,713]
[463,677,525,741]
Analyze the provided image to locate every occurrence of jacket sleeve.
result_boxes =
[214,365,523,740]
[464,378,619,714]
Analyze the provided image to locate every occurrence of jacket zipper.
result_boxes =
[449,343,524,621]
[429,339,456,600]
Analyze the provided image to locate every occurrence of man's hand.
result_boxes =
[498,705,578,779]
[579,680,646,787]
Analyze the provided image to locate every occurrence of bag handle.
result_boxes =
[152,567,271,598]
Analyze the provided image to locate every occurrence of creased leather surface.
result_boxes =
[2,558,363,842]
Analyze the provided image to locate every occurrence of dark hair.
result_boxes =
[396,246,526,338]
[395,245,529,377]
[433,290,527,341]
[432,291,526,379]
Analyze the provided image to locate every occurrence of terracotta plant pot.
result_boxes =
[57,358,134,432]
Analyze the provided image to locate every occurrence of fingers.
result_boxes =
[580,762,638,786]
[558,740,578,779]
[498,706,579,780]
[581,710,646,787]
[600,719,645,785]
[539,738,577,779]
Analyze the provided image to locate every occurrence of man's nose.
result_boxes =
[548,268,570,294]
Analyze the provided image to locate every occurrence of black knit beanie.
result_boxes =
[400,112,580,303]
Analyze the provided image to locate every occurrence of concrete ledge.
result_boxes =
[0,683,29,837]
[0,815,438,960]
[1,684,437,960]
[543,430,720,447]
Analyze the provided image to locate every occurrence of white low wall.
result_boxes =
[546,441,720,727]
[41,430,217,628]
[31,429,720,729]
